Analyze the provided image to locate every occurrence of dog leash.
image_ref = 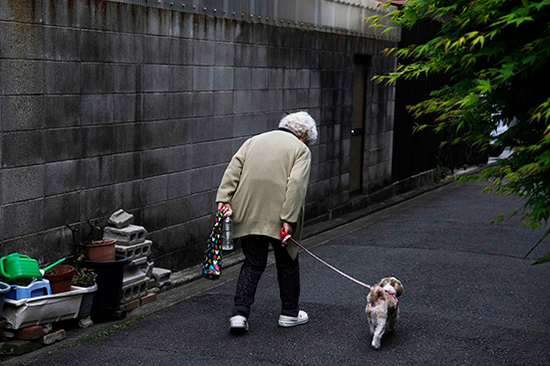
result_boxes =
[280,228,371,290]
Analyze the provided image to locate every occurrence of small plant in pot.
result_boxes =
[72,265,97,287]
[66,220,116,262]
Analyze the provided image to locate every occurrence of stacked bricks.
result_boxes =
[0,323,66,355]
[103,210,169,308]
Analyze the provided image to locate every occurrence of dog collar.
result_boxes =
[385,289,399,308]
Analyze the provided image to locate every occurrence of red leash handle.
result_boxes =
[279,228,371,290]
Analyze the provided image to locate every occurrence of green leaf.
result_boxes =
[533,251,550,265]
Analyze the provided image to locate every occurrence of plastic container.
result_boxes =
[2,285,96,329]
[222,216,234,250]
[0,254,66,285]
[6,279,52,300]
[0,254,42,285]
[44,265,75,294]
[86,240,116,262]
[0,281,11,319]
[82,255,129,320]
[77,283,98,319]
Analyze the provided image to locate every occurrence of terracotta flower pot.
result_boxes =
[44,264,75,294]
[85,240,116,262]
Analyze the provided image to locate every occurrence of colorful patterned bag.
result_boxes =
[202,211,224,279]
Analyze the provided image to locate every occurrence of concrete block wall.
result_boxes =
[0,0,396,271]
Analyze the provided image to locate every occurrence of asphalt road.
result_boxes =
[4,182,550,365]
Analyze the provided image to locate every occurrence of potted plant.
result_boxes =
[44,264,75,294]
[66,221,116,262]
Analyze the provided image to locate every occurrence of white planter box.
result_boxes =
[3,285,96,330]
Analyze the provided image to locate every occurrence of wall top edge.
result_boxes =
[105,0,401,42]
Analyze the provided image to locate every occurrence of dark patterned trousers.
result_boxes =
[232,235,300,318]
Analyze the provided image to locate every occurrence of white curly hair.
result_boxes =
[278,111,318,145]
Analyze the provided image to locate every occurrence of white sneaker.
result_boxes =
[229,315,249,333]
[278,310,309,327]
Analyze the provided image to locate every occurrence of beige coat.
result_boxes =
[216,129,312,260]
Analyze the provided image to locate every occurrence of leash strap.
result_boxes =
[283,233,371,290]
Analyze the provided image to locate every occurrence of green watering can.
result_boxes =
[0,253,66,285]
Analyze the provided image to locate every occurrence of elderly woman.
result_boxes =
[216,111,318,333]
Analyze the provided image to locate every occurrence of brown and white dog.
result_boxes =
[365,277,404,350]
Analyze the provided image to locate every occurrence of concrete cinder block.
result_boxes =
[214,67,234,91]
[144,36,171,64]
[44,192,81,230]
[191,142,214,169]
[192,93,214,118]
[81,63,114,94]
[190,167,213,194]
[141,175,168,205]
[233,91,252,114]
[44,128,82,162]
[234,68,251,90]
[2,200,44,239]
[42,329,66,345]
[193,67,214,91]
[114,152,142,183]
[121,278,149,303]
[114,64,139,93]
[1,96,44,132]
[113,123,142,154]
[193,41,215,66]
[44,160,82,196]
[142,149,168,178]
[116,240,153,261]
[1,130,44,168]
[115,34,144,63]
[43,27,80,61]
[82,126,114,158]
[114,94,140,123]
[252,68,268,90]
[151,267,172,288]
[214,92,234,116]
[81,94,114,126]
[252,45,269,67]
[82,156,115,188]
[169,93,193,119]
[169,66,193,91]
[167,171,192,200]
[142,65,170,92]
[80,30,115,63]
[109,209,134,228]
[142,93,170,121]
[169,38,194,66]
[104,224,147,245]
[114,181,142,213]
[44,62,80,94]
[44,96,80,128]
[214,42,235,66]
[1,166,44,204]
[141,121,173,150]
[0,60,44,94]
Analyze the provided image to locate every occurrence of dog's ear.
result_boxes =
[391,278,404,297]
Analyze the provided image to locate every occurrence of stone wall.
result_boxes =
[0,0,396,270]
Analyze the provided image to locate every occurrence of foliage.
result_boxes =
[72,266,97,287]
[367,0,550,263]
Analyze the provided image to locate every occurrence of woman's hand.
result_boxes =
[282,221,293,236]
[218,202,233,217]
